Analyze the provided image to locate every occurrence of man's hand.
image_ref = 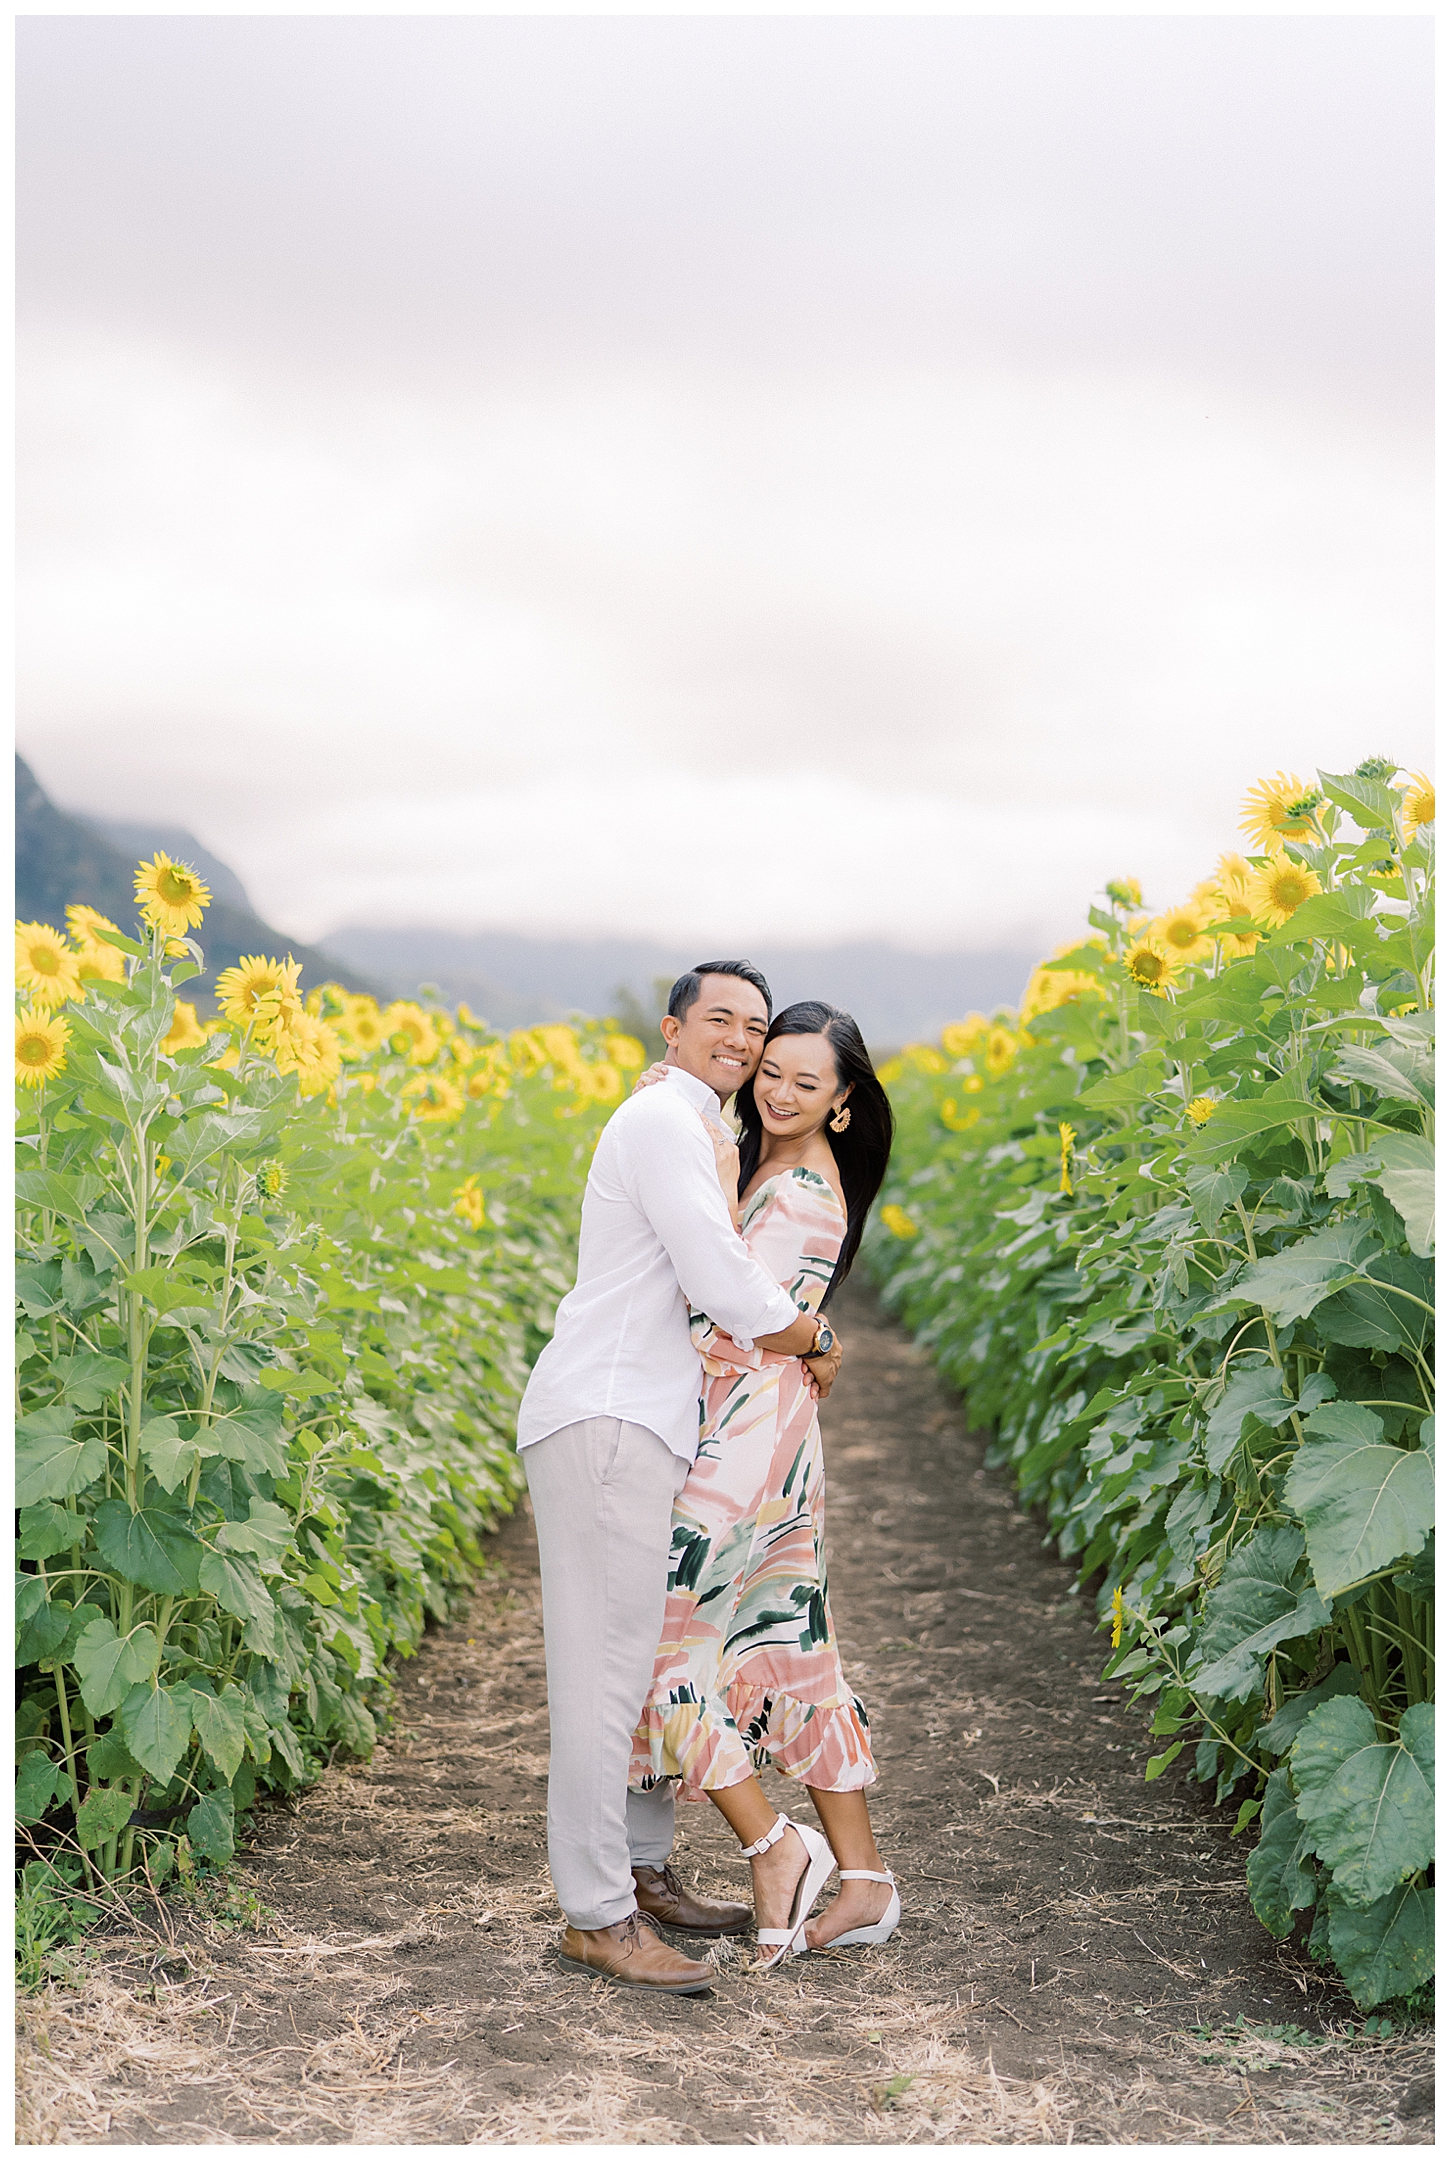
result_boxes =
[804,1335,843,1401]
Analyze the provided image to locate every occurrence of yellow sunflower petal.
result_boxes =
[1245,851,1322,928]
[15,1006,70,1087]
[1401,772,1435,844]
[1123,937,1181,995]
[15,921,83,1006]
[134,852,211,935]
[1239,772,1324,849]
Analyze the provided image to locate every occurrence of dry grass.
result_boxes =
[15,1285,1435,2147]
[14,1722,1433,2147]
[20,1929,1430,2148]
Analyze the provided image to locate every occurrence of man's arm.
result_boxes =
[758,1315,844,1397]
[628,1103,800,1343]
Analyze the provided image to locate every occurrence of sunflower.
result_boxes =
[15,921,82,1006]
[1246,851,1322,928]
[1104,878,1143,911]
[904,1044,948,1076]
[1355,756,1399,784]
[1195,855,1261,954]
[1058,1121,1076,1196]
[271,1011,343,1097]
[1240,772,1323,849]
[134,852,211,935]
[1018,947,1108,1025]
[255,1160,289,1201]
[453,1175,487,1231]
[63,904,128,987]
[336,995,387,1058]
[580,1062,623,1104]
[938,1097,981,1132]
[1401,773,1435,844]
[74,942,127,987]
[1210,852,1256,909]
[1186,1096,1217,1127]
[508,1029,546,1073]
[983,1026,1019,1076]
[605,1033,647,1071]
[1152,901,1215,966]
[385,1002,441,1065]
[1123,937,1180,995]
[15,1006,70,1087]
[162,999,208,1054]
[66,902,113,945]
[216,955,303,1028]
[537,1025,584,1085]
[939,1014,988,1059]
[402,1073,465,1122]
[879,1204,918,1240]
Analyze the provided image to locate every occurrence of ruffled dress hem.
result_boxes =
[631,1677,875,1799]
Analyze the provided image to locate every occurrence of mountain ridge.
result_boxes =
[14,756,376,1006]
[320,923,1037,1045]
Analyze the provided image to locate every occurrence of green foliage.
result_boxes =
[868,769,1434,2008]
[16,920,625,1908]
[15,1859,95,1993]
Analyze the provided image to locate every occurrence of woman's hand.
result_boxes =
[631,1061,670,1095]
[804,1335,843,1401]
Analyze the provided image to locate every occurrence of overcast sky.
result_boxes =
[17,14,1433,953]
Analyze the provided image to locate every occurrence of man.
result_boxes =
[516,960,843,1994]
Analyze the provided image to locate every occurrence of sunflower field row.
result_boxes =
[16,862,641,1922]
[866,763,1434,2013]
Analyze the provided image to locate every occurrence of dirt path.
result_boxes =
[19,1282,1433,2145]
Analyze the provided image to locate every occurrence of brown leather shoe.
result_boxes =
[632,1862,752,1937]
[558,1910,713,1994]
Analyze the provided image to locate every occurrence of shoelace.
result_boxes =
[617,1910,662,1948]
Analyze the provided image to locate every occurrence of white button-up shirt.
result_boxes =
[516,1066,801,1461]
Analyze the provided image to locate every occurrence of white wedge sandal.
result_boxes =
[808,1868,901,1951]
[740,1813,837,1970]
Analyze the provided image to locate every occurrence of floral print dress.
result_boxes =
[630,1166,875,1798]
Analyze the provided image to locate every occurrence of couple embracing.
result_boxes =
[516,960,898,1994]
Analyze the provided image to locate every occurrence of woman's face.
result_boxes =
[753,1032,849,1139]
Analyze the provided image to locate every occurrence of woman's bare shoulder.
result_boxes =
[745,1162,846,1220]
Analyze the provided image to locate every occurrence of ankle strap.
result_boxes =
[738,1813,793,1859]
[839,1869,894,1883]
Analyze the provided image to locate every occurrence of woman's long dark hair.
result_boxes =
[734,1001,894,1308]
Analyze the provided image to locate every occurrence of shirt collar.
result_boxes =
[662,1065,725,1119]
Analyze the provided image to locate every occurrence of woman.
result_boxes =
[629,1001,898,1966]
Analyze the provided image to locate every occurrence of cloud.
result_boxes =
[15,17,1433,953]
[232,769,1206,956]
[18,16,1432,413]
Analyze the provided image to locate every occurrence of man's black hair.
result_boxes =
[666,959,773,1022]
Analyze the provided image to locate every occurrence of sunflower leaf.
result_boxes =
[16,1406,106,1504]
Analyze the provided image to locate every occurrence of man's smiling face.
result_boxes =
[660,974,770,1104]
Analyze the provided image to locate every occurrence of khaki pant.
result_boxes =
[524,1417,689,1929]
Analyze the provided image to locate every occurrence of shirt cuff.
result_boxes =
[736,1288,805,1350]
